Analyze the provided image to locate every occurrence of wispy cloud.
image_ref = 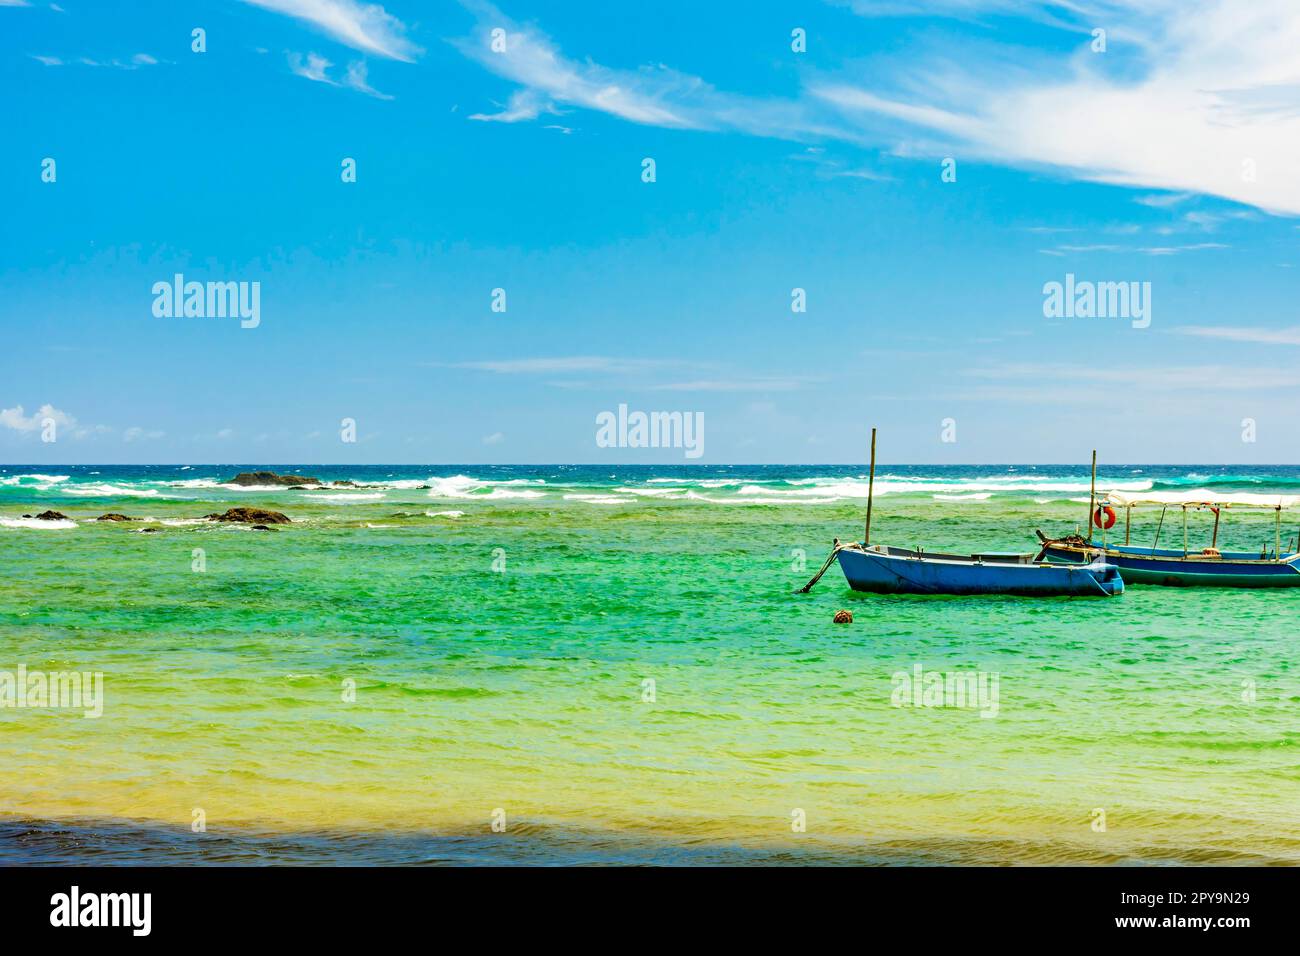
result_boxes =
[966,361,1300,391]
[445,356,690,375]
[1040,242,1229,256]
[822,0,1300,215]
[288,50,333,84]
[1175,325,1300,346]
[287,51,392,98]
[453,0,1300,216]
[36,53,161,69]
[242,0,419,61]
[454,0,844,140]
[443,356,812,392]
[469,89,556,124]
[342,60,392,99]
[1135,192,1194,208]
[647,378,809,392]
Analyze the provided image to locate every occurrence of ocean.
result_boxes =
[2,464,1298,865]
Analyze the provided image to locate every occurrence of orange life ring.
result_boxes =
[1092,505,1117,530]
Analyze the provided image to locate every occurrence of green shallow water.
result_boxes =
[1,465,1298,864]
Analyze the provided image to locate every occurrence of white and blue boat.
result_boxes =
[796,431,1122,597]
[1036,489,1300,588]
[836,544,1124,596]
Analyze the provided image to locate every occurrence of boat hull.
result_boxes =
[1039,543,1300,588]
[837,546,1123,596]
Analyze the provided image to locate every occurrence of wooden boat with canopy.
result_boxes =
[1036,487,1300,587]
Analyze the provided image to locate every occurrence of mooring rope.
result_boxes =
[795,538,843,593]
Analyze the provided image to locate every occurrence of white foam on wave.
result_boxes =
[683,491,844,505]
[563,494,632,504]
[0,474,70,486]
[644,477,764,488]
[60,483,168,498]
[730,478,1155,497]
[426,510,465,518]
[427,475,545,500]
[312,493,386,502]
[933,493,993,501]
[1,516,77,529]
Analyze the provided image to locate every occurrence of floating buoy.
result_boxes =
[833,609,853,624]
[1092,505,1116,530]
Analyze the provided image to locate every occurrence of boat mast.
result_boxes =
[1087,450,1097,544]
[865,427,877,545]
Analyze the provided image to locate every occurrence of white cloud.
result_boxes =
[966,361,1300,391]
[288,51,333,84]
[453,0,1300,216]
[30,55,61,65]
[1175,325,1300,346]
[0,403,75,432]
[1040,242,1229,256]
[342,60,392,99]
[454,2,843,140]
[288,51,392,98]
[647,378,808,392]
[448,356,690,374]
[470,89,553,124]
[242,0,419,61]
[482,431,505,445]
[820,0,1300,215]
[123,427,165,442]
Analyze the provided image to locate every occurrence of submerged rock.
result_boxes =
[227,471,321,487]
[203,507,291,525]
[97,513,137,522]
[250,524,276,531]
[33,510,69,521]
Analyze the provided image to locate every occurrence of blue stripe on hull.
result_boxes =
[837,548,1122,596]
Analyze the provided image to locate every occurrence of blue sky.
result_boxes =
[3,0,1299,464]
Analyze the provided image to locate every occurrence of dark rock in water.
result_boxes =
[333,479,358,487]
[97,513,137,522]
[203,507,291,525]
[250,524,275,531]
[139,528,159,533]
[33,510,69,521]
[833,609,853,624]
[227,471,321,487]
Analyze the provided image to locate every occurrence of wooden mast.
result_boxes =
[865,427,877,546]
[1087,450,1097,544]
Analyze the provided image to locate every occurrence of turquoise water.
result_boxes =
[2,464,1298,864]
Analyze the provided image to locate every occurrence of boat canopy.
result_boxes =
[1106,490,1300,509]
